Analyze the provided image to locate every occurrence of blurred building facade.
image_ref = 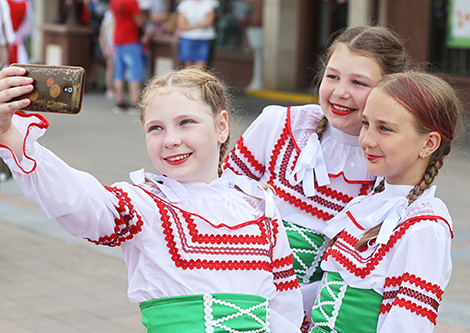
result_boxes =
[30,0,470,106]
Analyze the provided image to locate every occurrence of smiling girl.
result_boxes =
[223,25,409,326]
[310,71,462,332]
[0,67,303,332]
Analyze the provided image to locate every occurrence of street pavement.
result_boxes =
[0,91,469,332]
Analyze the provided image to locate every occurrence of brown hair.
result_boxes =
[355,71,463,249]
[315,25,409,139]
[139,67,231,176]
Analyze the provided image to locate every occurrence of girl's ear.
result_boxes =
[420,131,441,158]
[217,110,229,144]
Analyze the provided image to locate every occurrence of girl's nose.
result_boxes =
[359,128,375,148]
[333,82,350,99]
[163,131,182,148]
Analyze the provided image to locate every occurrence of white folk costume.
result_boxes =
[224,105,375,314]
[310,182,453,332]
[1,112,304,332]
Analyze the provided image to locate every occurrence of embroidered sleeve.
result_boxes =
[223,105,286,181]
[85,186,144,247]
[377,219,452,332]
[0,115,144,247]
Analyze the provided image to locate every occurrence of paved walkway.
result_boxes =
[0,92,469,332]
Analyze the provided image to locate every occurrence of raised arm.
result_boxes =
[0,66,34,158]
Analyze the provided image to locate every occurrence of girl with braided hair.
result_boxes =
[0,66,303,331]
[224,25,409,325]
[310,71,462,332]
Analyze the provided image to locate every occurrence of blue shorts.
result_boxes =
[114,43,146,82]
[178,38,212,63]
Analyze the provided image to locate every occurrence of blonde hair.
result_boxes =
[356,71,463,249]
[139,67,231,176]
[315,25,409,139]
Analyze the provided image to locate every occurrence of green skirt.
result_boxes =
[140,293,270,332]
[310,272,382,333]
[283,220,327,284]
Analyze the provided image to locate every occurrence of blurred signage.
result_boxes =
[447,0,470,48]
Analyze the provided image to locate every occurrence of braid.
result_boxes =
[218,133,230,177]
[315,116,329,140]
[407,157,443,204]
[373,178,386,194]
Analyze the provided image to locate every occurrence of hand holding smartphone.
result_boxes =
[10,64,86,114]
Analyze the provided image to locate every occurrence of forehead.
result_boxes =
[327,44,383,77]
[364,89,414,120]
[145,89,213,118]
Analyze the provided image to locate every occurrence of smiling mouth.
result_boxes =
[366,153,381,162]
[164,153,192,162]
[331,103,357,116]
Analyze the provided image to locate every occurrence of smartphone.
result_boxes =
[10,64,86,114]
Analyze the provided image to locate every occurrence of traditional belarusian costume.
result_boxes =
[1,112,304,332]
[310,182,452,332]
[224,104,375,313]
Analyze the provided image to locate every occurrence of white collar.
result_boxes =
[324,183,436,244]
[288,132,329,197]
[129,168,275,218]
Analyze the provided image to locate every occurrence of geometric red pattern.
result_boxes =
[86,185,144,247]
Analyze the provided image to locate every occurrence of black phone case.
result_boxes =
[11,64,86,114]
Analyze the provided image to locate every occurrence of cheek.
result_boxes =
[354,89,373,111]
[318,81,330,102]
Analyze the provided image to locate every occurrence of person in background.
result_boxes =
[310,70,462,332]
[176,0,219,69]
[6,0,32,65]
[99,8,115,100]
[0,0,15,68]
[110,0,147,114]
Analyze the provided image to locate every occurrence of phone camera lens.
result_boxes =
[63,86,74,94]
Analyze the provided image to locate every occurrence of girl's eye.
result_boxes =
[326,74,338,80]
[180,119,194,126]
[148,125,162,132]
[380,125,392,132]
[353,80,367,87]
[361,120,369,127]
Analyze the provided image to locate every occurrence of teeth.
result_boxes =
[333,105,352,112]
[166,153,191,162]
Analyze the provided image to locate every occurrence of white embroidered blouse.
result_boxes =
[0,112,304,332]
[224,104,375,232]
[321,182,453,332]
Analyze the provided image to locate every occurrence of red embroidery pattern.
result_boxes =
[384,273,444,300]
[224,137,265,180]
[184,210,270,245]
[266,119,361,221]
[273,253,295,268]
[323,216,445,278]
[86,186,144,247]
[380,297,439,325]
[275,279,300,292]
[383,287,440,311]
[273,267,296,280]
[139,187,283,272]
[224,109,374,222]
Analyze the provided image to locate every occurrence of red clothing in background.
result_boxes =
[110,0,141,45]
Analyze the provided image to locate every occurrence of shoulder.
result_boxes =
[402,191,453,237]
[288,104,324,123]
[251,105,288,126]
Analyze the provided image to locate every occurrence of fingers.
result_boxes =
[0,66,34,109]
[0,65,27,80]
